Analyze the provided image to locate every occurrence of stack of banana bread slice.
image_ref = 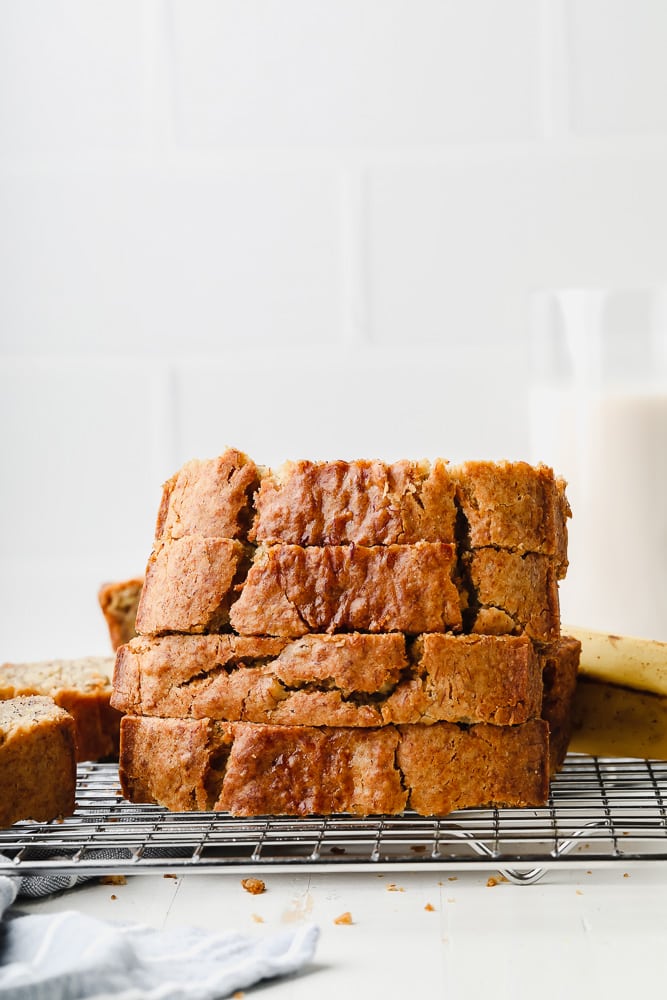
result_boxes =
[112,449,580,817]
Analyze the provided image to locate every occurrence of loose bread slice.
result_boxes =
[0,696,76,827]
[119,716,550,817]
[112,632,544,727]
[229,542,462,636]
[0,656,121,762]
[250,458,457,545]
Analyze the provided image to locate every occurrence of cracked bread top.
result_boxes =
[228,541,462,637]
[250,458,457,545]
[151,452,569,558]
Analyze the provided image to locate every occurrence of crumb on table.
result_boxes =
[241,877,266,895]
[334,911,353,925]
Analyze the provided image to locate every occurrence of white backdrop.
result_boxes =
[1,0,667,659]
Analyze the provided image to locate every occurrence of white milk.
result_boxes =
[530,387,667,641]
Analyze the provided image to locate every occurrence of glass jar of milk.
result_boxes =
[530,287,667,641]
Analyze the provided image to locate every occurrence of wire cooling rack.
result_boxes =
[1,755,666,885]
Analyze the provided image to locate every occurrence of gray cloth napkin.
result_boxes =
[0,872,319,999]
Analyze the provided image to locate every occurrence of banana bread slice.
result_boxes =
[135,536,252,635]
[229,542,462,636]
[155,448,260,542]
[0,656,120,762]
[0,696,76,827]
[452,460,570,575]
[112,632,543,727]
[250,458,457,545]
[118,716,550,817]
[464,549,561,643]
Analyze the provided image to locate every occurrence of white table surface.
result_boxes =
[15,861,667,999]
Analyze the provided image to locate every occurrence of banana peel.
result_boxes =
[565,626,667,760]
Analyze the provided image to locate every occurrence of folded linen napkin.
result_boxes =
[0,872,319,999]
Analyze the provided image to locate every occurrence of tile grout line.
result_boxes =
[143,0,178,158]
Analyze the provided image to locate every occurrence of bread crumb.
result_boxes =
[424,903,436,912]
[486,877,498,887]
[623,872,630,878]
[110,894,117,901]
[241,878,266,895]
[163,873,178,879]
[100,875,127,886]
[334,911,353,925]
[576,890,583,896]
[251,913,264,923]
[233,992,245,999]
[386,883,404,892]
[447,876,457,882]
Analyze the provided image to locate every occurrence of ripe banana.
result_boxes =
[565,626,667,760]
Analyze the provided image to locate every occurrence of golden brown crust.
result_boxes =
[135,536,251,635]
[452,460,570,574]
[465,549,561,643]
[251,458,457,545]
[112,632,543,728]
[98,578,143,651]
[229,542,462,637]
[155,449,260,542]
[0,696,77,826]
[0,657,121,762]
[118,716,550,817]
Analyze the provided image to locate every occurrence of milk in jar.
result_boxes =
[530,288,667,641]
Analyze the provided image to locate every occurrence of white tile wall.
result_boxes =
[1,0,666,658]
[568,0,667,136]
[170,0,541,147]
[0,166,341,354]
[0,1,147,155]
[368,148,667,346]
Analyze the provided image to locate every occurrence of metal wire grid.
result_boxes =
[1,755,666,885]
